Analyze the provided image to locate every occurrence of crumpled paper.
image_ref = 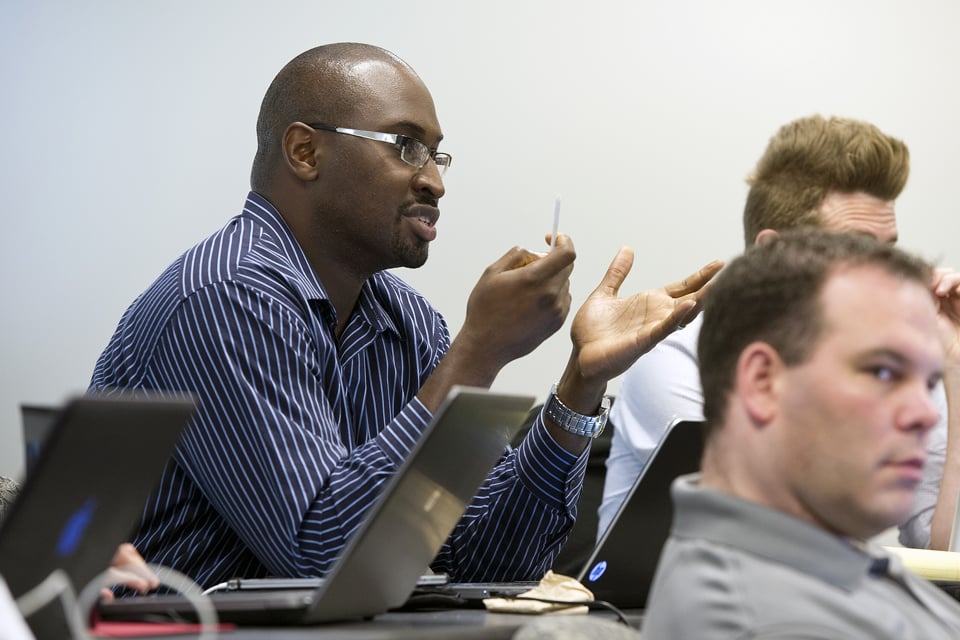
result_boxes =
[483,570,593,615]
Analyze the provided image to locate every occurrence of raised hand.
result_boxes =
[933,266,960,367]
[458,234,577,370]
[569,248,723,384]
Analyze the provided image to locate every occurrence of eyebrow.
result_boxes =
[391,120,444,145]
[860,349,909,365]
[858,348,943,377]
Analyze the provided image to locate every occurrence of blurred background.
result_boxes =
[2,0,959,478]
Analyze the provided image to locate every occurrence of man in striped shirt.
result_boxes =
[90,42,720,589]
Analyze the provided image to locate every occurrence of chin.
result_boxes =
[838,506,907,541]
[401,249,429,269]
[864,508,912,538]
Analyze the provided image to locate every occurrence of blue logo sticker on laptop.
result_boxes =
[57,497,97,557]
[587,560,607,582]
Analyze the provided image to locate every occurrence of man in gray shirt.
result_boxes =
[643,230,960,639]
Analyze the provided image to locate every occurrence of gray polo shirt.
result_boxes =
[642,475,960,639]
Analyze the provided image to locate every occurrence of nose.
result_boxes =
[897,384,941,435]
[412,157,445,200]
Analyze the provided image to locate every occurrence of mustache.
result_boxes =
[407,196,439,208]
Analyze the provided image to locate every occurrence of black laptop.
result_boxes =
[99,386,536,625]
[575,419,704,608]
[0,393,196,637]
[18,403,61,479]
[435,419,704,610]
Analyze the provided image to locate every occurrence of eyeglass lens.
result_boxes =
[399,138,450,176]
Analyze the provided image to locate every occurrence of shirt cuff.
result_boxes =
[515,411,589,511]
[375,397,432,466]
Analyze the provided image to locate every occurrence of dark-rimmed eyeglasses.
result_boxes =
[306,123,452,177]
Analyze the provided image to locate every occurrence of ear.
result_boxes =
[754,228,779,246]
[734,341,783,426]
[282,122,321,181]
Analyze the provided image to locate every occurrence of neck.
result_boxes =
[263,189,371,338]
[322,274,364,338]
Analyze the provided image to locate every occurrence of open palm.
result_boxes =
[571,248,723,382]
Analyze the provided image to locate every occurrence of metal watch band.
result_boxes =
[544,384,611,438]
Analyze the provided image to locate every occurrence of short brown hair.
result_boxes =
[698,229,933,431]
[742,115,909,247]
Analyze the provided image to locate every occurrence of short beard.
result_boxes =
[392,233,429,269]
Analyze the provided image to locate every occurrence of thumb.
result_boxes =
[592,247,635,298]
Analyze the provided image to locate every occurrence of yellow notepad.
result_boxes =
[884,546,960,582]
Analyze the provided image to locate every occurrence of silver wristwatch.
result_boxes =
[544,384,611,438]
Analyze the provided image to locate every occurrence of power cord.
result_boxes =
[14,563,222,640]
[78,563,221,639]
[15,568,90,639]
[201,581,230,596]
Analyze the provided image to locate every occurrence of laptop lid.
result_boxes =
[18,404,61,479]
[0,394,195,632]
[576,419,704,609]
[100,385,535,625]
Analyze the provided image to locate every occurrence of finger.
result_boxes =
[512,237,576,277]
[512,250,546,270]
[549,233,574,252]
[592,247,635,298]
[112,557,160,587]
[643,299,699,349]
[106,566,157,593]
[662,259,724,298]
[498,234,577,274]
[110,542,142,566]
[669,299,699,329]
[542,228,574,250]
[676,292,708,327]
[932,267,960,296]
[936,297,960,324]
[489,246,543,272]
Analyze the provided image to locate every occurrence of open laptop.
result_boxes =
[439,418,705,608]
[574,418,704,609]
[99,386,536,625]
[0,393,196,636]
[18,403,61,479]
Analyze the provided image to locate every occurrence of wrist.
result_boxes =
[545,383,612,439]
[443,334,503,388]
[555,354,608,414]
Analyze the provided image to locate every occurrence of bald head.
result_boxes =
[250,43,421,191]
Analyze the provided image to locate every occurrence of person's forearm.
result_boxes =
[430,418,587,580]
[928,368,960,550]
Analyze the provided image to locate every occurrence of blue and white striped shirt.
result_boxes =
[90,192,587,589]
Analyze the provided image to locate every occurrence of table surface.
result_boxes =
[93,607,645,639]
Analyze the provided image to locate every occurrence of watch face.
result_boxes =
[546,391,607,438]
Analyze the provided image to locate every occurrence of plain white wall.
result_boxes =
[2,0,959,479]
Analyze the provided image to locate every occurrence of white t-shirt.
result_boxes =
[0,576,35,640]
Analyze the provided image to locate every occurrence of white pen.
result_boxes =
[550,195,561,250]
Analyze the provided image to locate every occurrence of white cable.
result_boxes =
[201,581,230,596]
[15,568,90,640]
[76,563,220,639]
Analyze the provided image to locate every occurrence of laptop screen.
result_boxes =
[577,419,704,609]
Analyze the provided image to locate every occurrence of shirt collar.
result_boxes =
[243,191,325,299]
[242,191,400,337]
[671,474,876,591]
